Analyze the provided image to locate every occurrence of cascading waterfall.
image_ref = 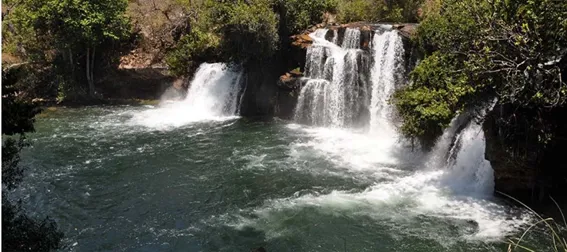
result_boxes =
[369,31,405,134]
[129,62,242,129]
[442,121,495,195]
[293,26,498,196]
[341,28,361,49]
[294,28,367,127]
[184,63,243,117]
[295,28,404,131]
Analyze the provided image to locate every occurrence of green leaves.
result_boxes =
[336,0,422,23]
[6,0,131,53]
[394,0,567,147]
[166,29,221,76]
[280,0,337,33]
[393,52,476,144]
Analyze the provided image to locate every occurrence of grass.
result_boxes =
[497,191,567,252]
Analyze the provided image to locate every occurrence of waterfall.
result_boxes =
[184,63,243,117]
[341,28,361,49]
[129,63,242,129]
[294,28,405,131]
[293,26,496,196]
[369,31,405,134]
[294,28,367,127]
[441,121,495,195]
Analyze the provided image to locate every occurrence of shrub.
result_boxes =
[165,29,221,76]
[279,0,338,34]
[393,52,475,143]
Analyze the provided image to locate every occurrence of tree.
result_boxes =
[336,0,423,23]
[394,0,567,147]
[2,67,63,251]
[5,0,132,98]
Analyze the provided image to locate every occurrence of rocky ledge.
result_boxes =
[291,22,418,49]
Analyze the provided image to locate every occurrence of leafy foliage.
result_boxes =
[2,67,63,251]
[336,0,423,23]
[165,0,343,76]
[164,0,281,75]
[1,68,42,135]
[394,0,567,147]
[2,196,64,252]
[394,52,475,143]
[165,29,221,76]
[7,0,131,52]
[3,0,133,99]
[213,0,280,62]
[2,137,27,191]
[278,0,338,34]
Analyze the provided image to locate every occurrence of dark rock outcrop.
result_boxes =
[239,22,419,120]
[484,104,567,203]
[98,67,174,100]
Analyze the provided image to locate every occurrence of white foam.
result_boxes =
[252,119,530,244]
[231,168,530,242]
[128,63,242,130]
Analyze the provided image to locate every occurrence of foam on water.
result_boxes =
[237,28,532,244]
[128,63,242,129]
[229,124,530,244]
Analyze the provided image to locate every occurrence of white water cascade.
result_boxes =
[441,121,495,195]
[294,28,368,127]
[294,28,405,131]
[281,26,529,242]
[184,63,243,117]
[369,31,405,134]
[129,63,242,129]
[294,27,496,194]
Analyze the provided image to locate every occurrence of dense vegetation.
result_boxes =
[2,68,64,251]
[2,0,422,97]
[3,0,133,101]
[164,0,424,76]
[393,0,567,199]
[394,0,567,148]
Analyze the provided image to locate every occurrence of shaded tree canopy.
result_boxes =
[3,0,133,100]
[2,67,64,251]
[394,0,567,147]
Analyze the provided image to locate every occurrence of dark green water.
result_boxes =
[16,106,547,251]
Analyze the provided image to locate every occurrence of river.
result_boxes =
[15,27,552,251]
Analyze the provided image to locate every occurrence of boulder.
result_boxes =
[291,33,314,49]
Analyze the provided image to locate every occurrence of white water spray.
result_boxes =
[442,121,495,195]
[369,31,405,134]
[129,63,242,129]
[184,63,242,117]
[294,28,364,127]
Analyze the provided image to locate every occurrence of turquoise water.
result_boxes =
[16,106,546,251]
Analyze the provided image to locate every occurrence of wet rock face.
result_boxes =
[275,77,301,120]
[483,105,537,197]
[483,104,567,203]
[99,68,175,100]
[244,23,419,121]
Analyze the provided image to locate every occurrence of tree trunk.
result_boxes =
[69,49,74,72]
[86,48,94,97]
[91,47,95,92]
